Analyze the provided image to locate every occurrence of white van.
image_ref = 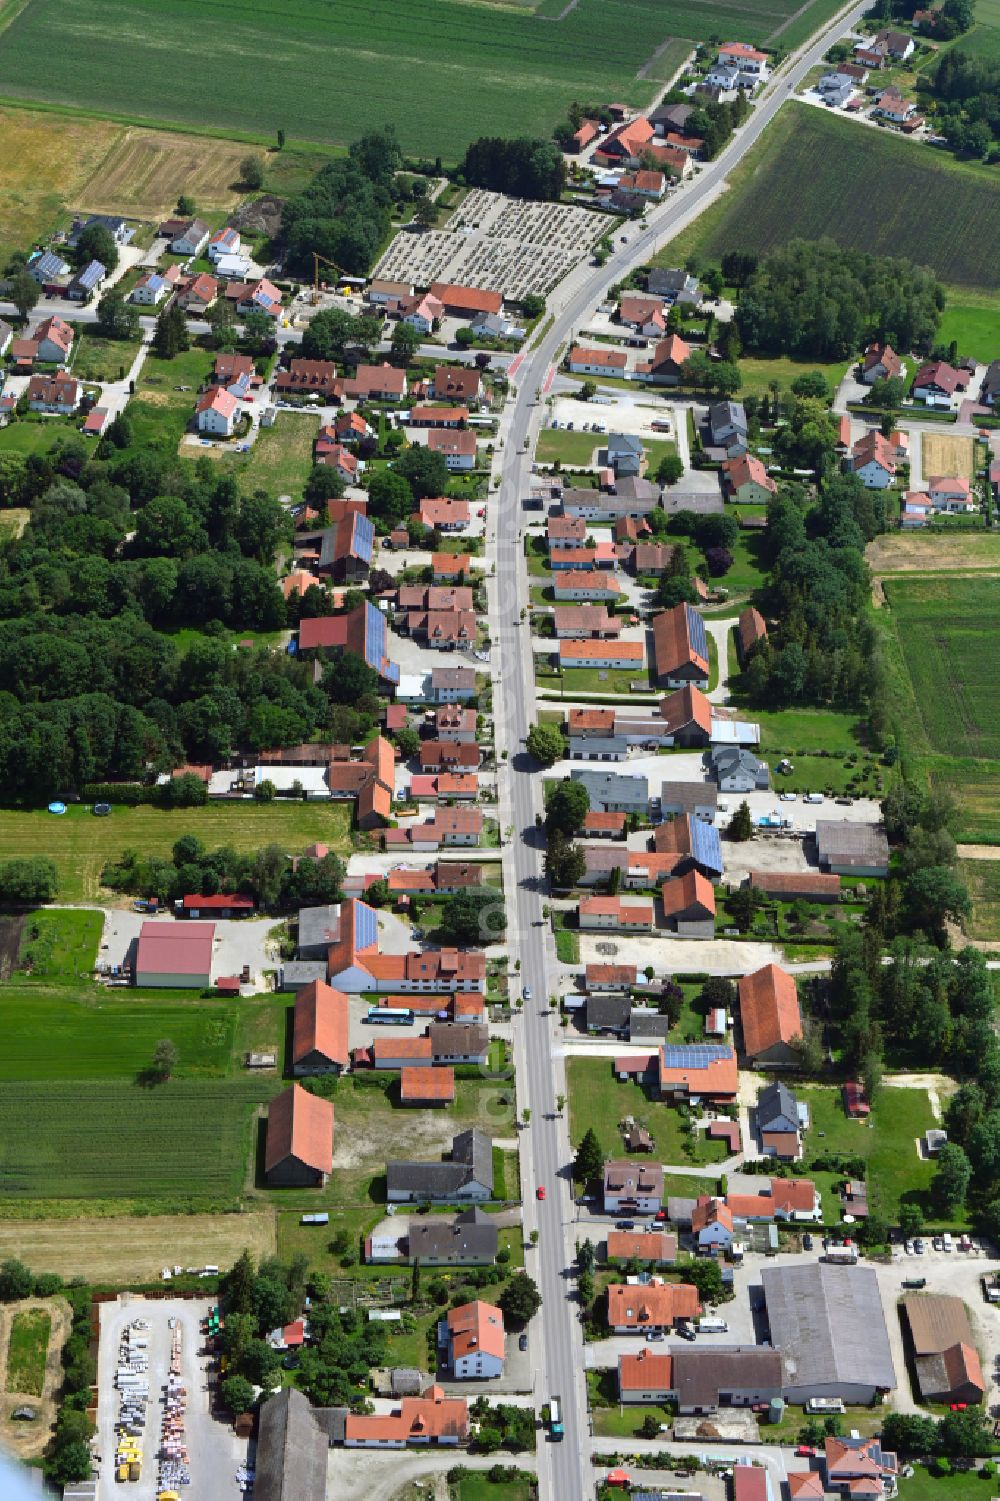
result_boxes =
[698,1317,729,1334]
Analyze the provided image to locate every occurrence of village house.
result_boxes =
[603,1159,664,1215]
[593,116,656,166]
[636,333,691,385]
[652,604,710,689]
[661,870,716,938]
[607,1280,701,1334]
[292,980,350,1075]
[440,1301,505,1380]
[387,1128,493,1203]
[425,429,477,471]
[264,1084,334,1188]
[432,366,482,403]
[344,363,407,401]
[722,453,777,503]
[847,430,897,488]
[26,373,79,415]
[738,962,803,1065]
[276,359,343,401]
[736,606,767,665]
[567,345,628,377]
[928,475,974,512]
[708,400,749,456]
[196,386,239,437]
[429,283,503,320]
[757,1080,806,1160]
[34,315,74,363]
[912,360,971,405]
[579,896,654,932]
[400,292,444,334]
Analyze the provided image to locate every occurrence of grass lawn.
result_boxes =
[187,410,321,498]
[709,531,767,596]
[535,664,654,698]
[566,1056,725,1167]
[125,345,217,456]
[455,1473,536,1501]
[0,800,352,903]
[737,354,852,399]
[536,429,602,466]
[14,908,103,982]
[754,708,867,756]
[958,859,1000,941]
[5,1308,51,1396]
[551,910,580,964]
[799,1083,939,1222]
[898,1465,996,1501]
[70,331,143,382]
[937,288,1000,364]
[0,421,74,456]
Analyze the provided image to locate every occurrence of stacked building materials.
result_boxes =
[115,1320,150,1478]
[157,1318,191,1491]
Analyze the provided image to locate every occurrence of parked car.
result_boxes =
[519,1333,528,1351]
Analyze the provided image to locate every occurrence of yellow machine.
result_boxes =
[311,251,347,303]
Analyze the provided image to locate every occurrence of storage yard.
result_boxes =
[373,190,603,297]
[95,1296,243,1501]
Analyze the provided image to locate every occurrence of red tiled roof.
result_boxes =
[400,1065,455,1102]
[446,1300,505,1361]
[293,979,350,1070]
[135,921,214,977]
[265,1084,334,1175]
[738,963,802,1058]
[608,1281,700,1328]
[429,283,502,316]
[653,605,709,678]
[618,1347,674,1391]
[659,684,712,735]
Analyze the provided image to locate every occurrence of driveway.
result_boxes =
[706,617,737,705]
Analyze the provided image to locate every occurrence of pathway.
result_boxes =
[705,617,737,704]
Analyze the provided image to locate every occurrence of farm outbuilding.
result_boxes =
[134,921,214,988]
[264,1084,334,1188]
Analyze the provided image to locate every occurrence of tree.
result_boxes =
[526,722,564,766]
[277,128,286,150]
[933,1141,972,1215]
[322,652,379,705]
[96,288,139,340]
[177,193,196,216]
[393,725,421,760]
[254,779,277,803]
[573,1127,604,1183]
[881,1413,938,1457]
[545,830,585,890]
[153,303,190,359]
[727,882,766,934]
[682,1257,727,1305]
[498,1273,542,1325]
[938,1406,991,1458]
[303,465,345,506]
[545,779,589,837]
[240,154,266,190]
[414,196,438,229]
[640,1413,661,1438]
[0,1258,34,1301]
[391,321,422,365]
[105,413,133,450]
[367,468,414,527]
[151,1038,179,1080]
[898,1202,923,1239]
[225,1249,257,1314]
[656,453,684,486]
[75,221,118,275]
[438,887,507,946]
[729,801,754,842]
[395,445,449,501]
[9,270,39,320]
[221,1374,255,1414]
[579,379,597,401]
[790,370,831,400]
[460,137,565,201]
[243,308,275,353]
[0,857,58,903]
[906,866,970,945]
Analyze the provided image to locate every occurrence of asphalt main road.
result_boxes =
[486,5,870,1498]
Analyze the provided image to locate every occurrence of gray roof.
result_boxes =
[390,1367,424,1395]
[610,475,661,501]
[647,267,698,296]
[982,360,1000,399]
[431,666,477,689]
[630,1007,672,1041]
[660,489,724,516]
[72,259,105,290]
[388,1129,493,1198]
[712,747,763,777]
[587,994,630,1030]
[649,103,694,129]
[428,1021,489,1055]
[761,1262,896,1394]
[407,1208,498,1262]
[814,821,889,869]
[608,431,644,458]
[31,250,69,279]
[297,903,341,954]
[254,1388,329,1501]
[667,1195,696,1226]
[281,960,329,990]
[570,736,628,758]
[672,1346,784,1408]
[660,781,718,814]
[571,768,648,806]
[708,400,747,436]
[757,1080,800,1134]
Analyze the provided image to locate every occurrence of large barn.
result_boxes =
[134,921,214,988]
[264,1084,334,1188]
[761,1263,896,1403]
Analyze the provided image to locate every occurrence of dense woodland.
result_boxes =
[734,240,944,359]
[928,48,1000,157]
[279,128,402,276]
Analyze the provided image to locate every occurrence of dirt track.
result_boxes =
[0,1297,71,1462]
[0,914,25,981]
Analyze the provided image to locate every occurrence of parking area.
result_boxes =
[576,933,784,975]
[373,189,602,298]
[547,392,677,444]
[95,1295,244,1501]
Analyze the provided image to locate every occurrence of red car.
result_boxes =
[654,1209,667,1221]
[796,1446,816,1458]
[536,1186,546,1200]
[950,1403,968,1412]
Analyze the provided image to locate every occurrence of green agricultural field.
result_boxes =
[14,908,103,982]
[882,576,1000,762]
[661,105,1000,292]
[0,800,352,903]
[0,1078,273,1200]
[0,992,248,1081]
[5,1308,50,1396]
[0,0,822,159]
[958,859,1000,941]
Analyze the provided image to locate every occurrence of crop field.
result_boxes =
[5,1309,50,1397]
[78,127,257,220]
[0,104,119,264]
[867,532,1000,574]
[0,992,248,1081]
[0,1079,273,1199]
[663,106,1000,293]
[958,858,1000,941]
[0,0,825,158]
[0,1211,276,1282]
[921,432,974,481]
[0,799,352,902]
[882,576,1000,762]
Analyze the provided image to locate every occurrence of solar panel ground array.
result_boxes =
[0,0,821,158]
[0,1079,273,1199]
[883,576,1000,762]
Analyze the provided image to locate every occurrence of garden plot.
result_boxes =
[373,189,603,298]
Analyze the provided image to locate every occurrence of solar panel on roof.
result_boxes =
[691,819,723,873]
[355,514,375,563]
[660,1044,732,1068]
[686,605,708,662]
[354,900,378,952]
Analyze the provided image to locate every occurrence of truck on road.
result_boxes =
[548,1395,565,1440]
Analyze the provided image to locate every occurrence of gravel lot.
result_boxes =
[99,910,282,990]
[576,933,783,976]
[95,1296,244,1501]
